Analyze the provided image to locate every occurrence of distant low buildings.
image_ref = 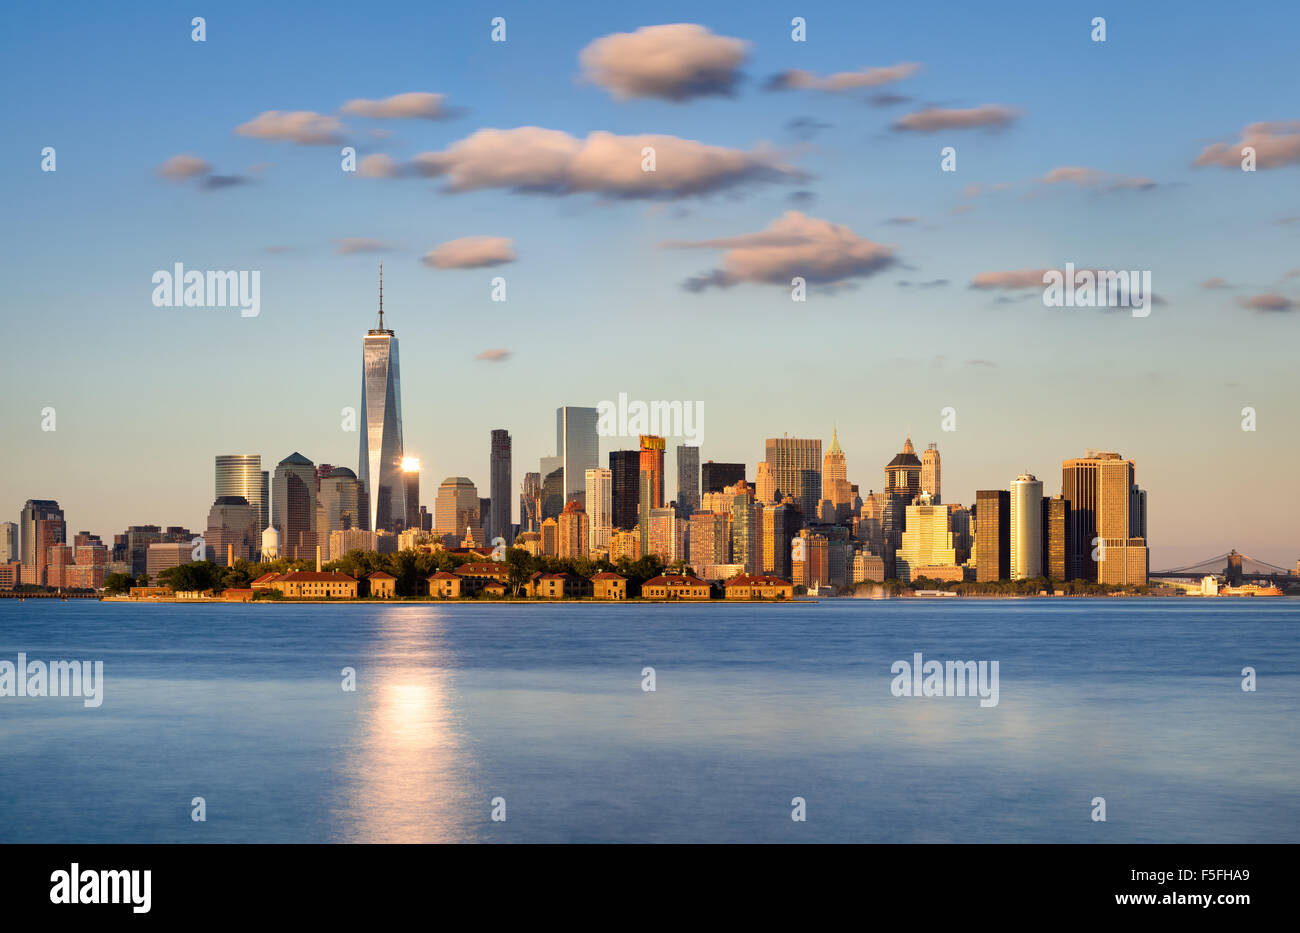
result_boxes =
[642,574,710,600]
[724,574,793,599]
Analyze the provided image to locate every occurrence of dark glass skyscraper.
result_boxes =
[215,455,267,532]
[556,406,598,510]
[359,266,405,532]
[609,450,640,530]
[701,461,745,494]
[974,489,1010,582]
[676,444,700,515]
[490,429,512,545]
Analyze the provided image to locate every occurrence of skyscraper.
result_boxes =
[557,500,589,559]
[556,406,598,510]
[490,429,512,545]
[215,455,267,534]
[1061,450,1148,585]
[974,490,1010,582]
[0,521,17,564]
[19,499,64,586]
[766,437,821,519]
[318,467,365,534]
[272,452,317,560]
[205,496,259,566]
[609,450,640,530]
[401,458,420,532]
[885,436,922,501]
[897,494,958,582]
[921,443,941,504]
[676,444,700,516]
[755,461,776,504]
[822,427,848,501]
[434,477,481,540]
[1009,474,1044,580]
[1043,495,1071,581]
[359,265,405,532]
[585,467,613,553]
[539,455,564,520]
[520,472,541,534]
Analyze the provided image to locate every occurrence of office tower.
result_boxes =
[418,505,432,532]
[556,406,599,510]
[540,517,558,557]
[19,499,65,586]
[639,435,665,509]
[215,455,267,535]
[646,506,678,562]
[822,427,851,518]
[676,445,700,516]
[690,511,730,568]
[540,455,564,521]
[701,461,745,494]
[1009,474,1044,580]
[1061,450,1148,584]
[609,528,640,562]
[765,437,821,519]
[974,490,1010,582]
[1043,495,1071,581]
[0,522,16,564]
[609,450,640,530]
[638,436,666,550]
[948,504,973,565]
[557,500,590,559]
[120,524,162,577]
[762,501,796,580]
[490,429,512,545]
[272,453,317,560]
[727,481,760,574]
[435,477,481,540]
[146,542,191,581]
[205,496,259,566]
[318,467,365,533]
[885,436,922,501]
[921,443,941,504]
[401,459,420,532]
[520,472,542,533]
[585,468,613,553]
[897,494,958,582]
[359,265,405,533]
[478,498,492,545]
[755,462,776,504]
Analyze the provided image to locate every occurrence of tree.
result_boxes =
[103,573,134,596]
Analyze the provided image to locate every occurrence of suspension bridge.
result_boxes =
[1151,550,1297,585]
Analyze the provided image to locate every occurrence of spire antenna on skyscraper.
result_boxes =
[378,262,384,331]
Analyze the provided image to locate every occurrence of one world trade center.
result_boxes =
[359,265,405,532]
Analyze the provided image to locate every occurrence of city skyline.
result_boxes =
[2,2,1299,567]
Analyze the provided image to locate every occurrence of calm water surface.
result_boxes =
[0,598,1296,843]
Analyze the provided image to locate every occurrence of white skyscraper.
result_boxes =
[1009,473,1044,580]
[359,265,405,532]
[585,468,613,552]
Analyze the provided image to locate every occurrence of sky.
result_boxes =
[2,0,1298,569]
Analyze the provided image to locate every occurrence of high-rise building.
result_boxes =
[701,461,745,494]
[676,445,700,516]
[401,458,420,532]
[762,500,797,580]
[358,265,405,532]
[273,452,317,560]
[609,450,640,530]
[557,500,590,559]
[490,429,512,545]
[540,517,558,557]
[215,455,267,535]
[1009,474,1044,580]
[689,511,730,568]
[755,461,776,504]
[19,499,65,586]
[318,467,365,534]
[646,506,678,562]
[0,522,17,564]
[728,481,760,574]
[638,435,666,551]
[897,494,958,582]
[822,427,851,512]
[556,406,599,510]
[205,496,260,566]
[974,490,1010,582]
[585,468,613,553]
[921,443,941,504]
[1043,495,1071,581]
[435,477,481,540]
[539,455,564,521]
[520,472,541,534]
[1061,450,1148,584]
[765,437,821,518]
[885,436,922,501]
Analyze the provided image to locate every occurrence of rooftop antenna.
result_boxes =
[378,262,384,330]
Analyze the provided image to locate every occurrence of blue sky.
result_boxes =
[2,0,1298,567]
